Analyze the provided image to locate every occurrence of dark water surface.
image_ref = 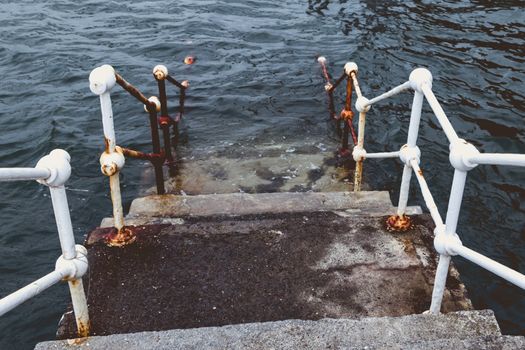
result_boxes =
[0,0,524,348]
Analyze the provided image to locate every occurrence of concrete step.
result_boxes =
[376,335,525,350]
[69,210,471,341]
[101,191,422,227]
[35,310,510,349]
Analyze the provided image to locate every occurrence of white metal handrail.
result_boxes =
[0,149,89,337]
[343,62,525,314]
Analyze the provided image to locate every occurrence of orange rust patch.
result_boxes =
[104,137,110,154]
[69,279,79,287]
[386,214,413,232]
[340,108,354,121]
[106,227,137,247]
[67,336,88,345]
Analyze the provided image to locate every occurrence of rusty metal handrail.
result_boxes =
[318,57,357,155]
[0,150,90,338]
[317,59,525,315]
[89,64,189,246]
[153,65,189,174]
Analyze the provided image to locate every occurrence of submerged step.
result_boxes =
[37,310,503,349]
[148,143,359,195]
[61,210,470,340]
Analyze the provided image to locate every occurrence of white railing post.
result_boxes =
[430,139,478,313]
[35,149,90,336]
[89,65,134,246]
[388,68,432,231]
[321,62,525,313]
[0,150,90,337]
[347,62,372,192]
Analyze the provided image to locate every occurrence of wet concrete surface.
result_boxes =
[58,211,471,339]
[142,143,360,195]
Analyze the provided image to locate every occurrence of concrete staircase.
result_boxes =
[36,310,525,349]
[34,191,525,348]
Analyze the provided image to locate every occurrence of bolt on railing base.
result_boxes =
[105,227,136,247]
[386,214,413,232]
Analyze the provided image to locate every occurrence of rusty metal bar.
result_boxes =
[114,70,165,194]
[178,85,186,120]
[156,78,175,165]
[340,76,357,152]
[328,72,346,93]
[341,120,350,152]
[317,57,337,120]
[122,147,163,162]
[153,65,179,176]
[115,73,155,108]
[166,74,188,144]
[166,74,186,89]
[157,79,169,117]
[146,107,166,194]
[160,121,174,163]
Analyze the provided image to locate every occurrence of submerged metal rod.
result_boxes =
[342,121,350,151]
[178,87,186,121]
[156,76,175,165]
[147,109,165,194]
[160,122,174,164]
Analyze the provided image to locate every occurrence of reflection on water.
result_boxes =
[0,1,524,348]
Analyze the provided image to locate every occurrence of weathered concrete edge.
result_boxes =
[100,191,422,227]
[36,310,501,350]
[129,191,395,216]
[100,206,423,228]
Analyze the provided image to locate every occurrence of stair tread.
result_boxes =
[36,310,506,349]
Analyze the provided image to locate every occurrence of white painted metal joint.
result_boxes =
[352,146,367,162]
[35,149,72,187]
[433,225,462,256]
[89,64,116,95]
[100,146,125,177]
[449,139,479,171]
[55,245,89,281]
[344,62,358,76]
[143,96,161,113]
[409,68,433,93]
[399,144,421,166]
[153,64,168,80]
[355,96,371,112]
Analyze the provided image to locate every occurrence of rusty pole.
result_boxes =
[166,74,189,146]
[155,73,175,165]
[328,72,347,136]
[317,57,336,120]
[340,75,356,154]
[154,65,181,177]
[147,104,166,194]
